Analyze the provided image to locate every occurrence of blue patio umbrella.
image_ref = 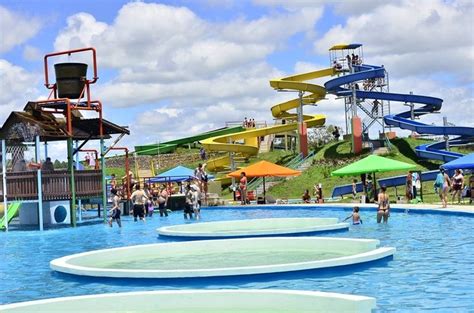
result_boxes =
[441,153,474,170]
[149,165,214,183]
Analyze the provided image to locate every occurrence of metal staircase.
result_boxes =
[249,151,316,196]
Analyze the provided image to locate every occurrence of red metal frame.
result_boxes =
[38,47,103,138]
[108,147,130,201]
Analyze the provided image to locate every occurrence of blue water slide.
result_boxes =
[326,64,473,198]
[325,64,473,162]
[331,170,442,198]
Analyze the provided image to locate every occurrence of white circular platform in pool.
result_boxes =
[0,290,376,313]
[157,217,349,238]
[50,237,395,279]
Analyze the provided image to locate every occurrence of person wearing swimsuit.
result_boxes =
[451,169,464,204]
[239,172,247,205]
[440,168,451,208]
[377,185,390,223]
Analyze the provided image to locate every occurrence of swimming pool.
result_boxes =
[1,206,473,312]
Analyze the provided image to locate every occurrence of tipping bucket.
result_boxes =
[54,63,88,99]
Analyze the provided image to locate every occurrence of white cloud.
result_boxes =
[0,6,42,53]
[0,59,40,122]
[50,2,325,148]
[314,0,474,81]
[22,45,42,61]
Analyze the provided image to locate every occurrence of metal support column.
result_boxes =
[443,117,450,151]
[230,151,236,201]
[44,141,48,158]
[297,90,304,154]
[2,140,8,232]
[101,138,107,222]
[35,135,43,231]
[67,138,77,227]
[409,91,415,120]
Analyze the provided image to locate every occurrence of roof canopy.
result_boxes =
[150,165,214,183]
[228,160,301,178]
[329,43,363,51]
[331,155,416,177]
[0,101,129,142]
[442,153,474,170]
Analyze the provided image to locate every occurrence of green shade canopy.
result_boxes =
[331,155,417,177]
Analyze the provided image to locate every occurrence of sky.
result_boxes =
[0,0,473,161]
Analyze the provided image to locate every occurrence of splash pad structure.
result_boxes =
[0,47,129,231]
[157,217,349,239]
[50,237,395,279]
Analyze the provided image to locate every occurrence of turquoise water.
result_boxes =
[1,206,473,312]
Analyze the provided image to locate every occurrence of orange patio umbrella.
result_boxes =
[228,160,301,202]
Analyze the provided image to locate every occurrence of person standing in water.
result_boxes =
[377,185,390,223]
[131,184,147,222]
[344,206,362,225]
[108,189,122,228]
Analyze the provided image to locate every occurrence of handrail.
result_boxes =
[247,151,315,192]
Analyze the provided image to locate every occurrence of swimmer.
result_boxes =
[343,206,362,225]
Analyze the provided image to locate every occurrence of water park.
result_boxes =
[0,26,473,313]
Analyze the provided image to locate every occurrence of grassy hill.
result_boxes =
[267,138,469,204]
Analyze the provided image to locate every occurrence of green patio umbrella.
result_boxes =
[331,155,416,202]
[331,155,416,177]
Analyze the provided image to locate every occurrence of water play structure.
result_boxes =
[50,237,395,278]
[158,217,349,238]
[0,290,376,313]
[0,47,129,230]
[327,44,473,198]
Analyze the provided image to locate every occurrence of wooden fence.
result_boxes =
[0,170,102,201]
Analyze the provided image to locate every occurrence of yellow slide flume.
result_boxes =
[202,68,335,172]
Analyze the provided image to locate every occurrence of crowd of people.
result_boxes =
[107,163,211,227]
[434,168,466,208]
[300,183,324,204]
[243,117,256,128]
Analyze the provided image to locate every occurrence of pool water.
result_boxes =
[1,206,473,312]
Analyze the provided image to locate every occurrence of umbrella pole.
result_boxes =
[373,172,376,203]
[263,177,266,204]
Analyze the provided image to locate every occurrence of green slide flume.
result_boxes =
[134,126,245,155]
[0,202,21,230]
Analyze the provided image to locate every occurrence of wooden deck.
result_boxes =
[1,170,102,201]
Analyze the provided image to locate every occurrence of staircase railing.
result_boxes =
[247,151,316,192]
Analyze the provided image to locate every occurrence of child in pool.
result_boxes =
[343,206,362,225]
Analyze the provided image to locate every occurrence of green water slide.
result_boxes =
[134,126,245,155]
[0,202,21,230]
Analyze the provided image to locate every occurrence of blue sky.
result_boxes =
[0,0,472,161]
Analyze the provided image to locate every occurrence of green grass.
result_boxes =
[267,138,465,204]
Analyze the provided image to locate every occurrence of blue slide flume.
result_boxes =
[325,64,473,198]
[325,64,473,162]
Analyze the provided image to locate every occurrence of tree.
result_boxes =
[308,125,342,148]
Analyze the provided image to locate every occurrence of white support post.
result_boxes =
[75,141,82,222]
[2,140,8,232]
[35,135,43,231]
[44,141,48,158]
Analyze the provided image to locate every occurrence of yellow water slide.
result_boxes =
[202,68,336,172]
